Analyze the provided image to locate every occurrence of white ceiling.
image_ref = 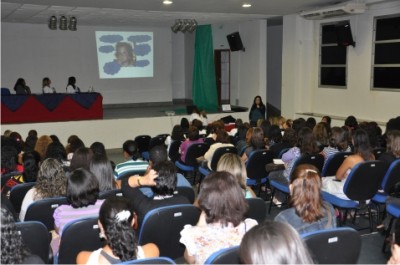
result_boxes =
[0,0,390,27]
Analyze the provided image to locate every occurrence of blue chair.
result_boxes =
[322,161,389,232]
[245,149,274,195]
[9,182,35,213]
[138,204,201,260]
[99,188,123,199]
[168,140,183,163]
[56,217,104,264]
[301,227,361,264]
[371,159,400,220]
[204,246,240,264]
[269,153,325,213]
[135,135,151,159]
[118,257,176,264]
[382,203,400,252]
[321,151,352,177]
[198,146,237,178]
[143,136,167,160]
[175,143,209,184]
[16,221,51,263]
[245,197,267,223]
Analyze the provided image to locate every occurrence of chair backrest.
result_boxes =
[203,246,240,265]
[173,186,195,204]
[24,197,69,231]
[57,217,105,264]
[99,188,123,199]
[149,136,166,150]
[16,221,51,263]
[321,152,352,177]
[184,143,210,167]
[138,204,201,259]
[381,159,400,194]
[135,135,152,153]
[292,153,325,175]
[246,149,274,181]
[302,227,361,264]
[373,148,386,160]
[9,182,35,213]
[344,160,389,201]
[209,146,238,171]
[245,197,267,223]
[119,257,176,264]
[1,87,11,95]
[168,140,183,163]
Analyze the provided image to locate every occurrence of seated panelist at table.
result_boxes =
[42,77,56,94]
[66,76,80,94]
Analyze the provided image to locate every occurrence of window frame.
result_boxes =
[371,14,400,91]
[319,21,349,89]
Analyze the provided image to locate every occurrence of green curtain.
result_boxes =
[192,25,218,112]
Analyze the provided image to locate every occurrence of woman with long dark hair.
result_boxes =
[77,197,159,264]
[249,95,266,127]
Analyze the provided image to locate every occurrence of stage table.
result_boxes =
[1,93,103,124]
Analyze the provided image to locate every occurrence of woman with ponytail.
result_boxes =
[77,197,159,264]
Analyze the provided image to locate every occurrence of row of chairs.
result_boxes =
[17,198,267,264]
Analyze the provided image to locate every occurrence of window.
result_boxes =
[372,16,400,90]
[320,23,350,88]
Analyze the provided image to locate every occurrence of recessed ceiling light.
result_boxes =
[242,3,252,8]
[163,0,173,4]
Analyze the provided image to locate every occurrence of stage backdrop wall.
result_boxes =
[1,23,173,105]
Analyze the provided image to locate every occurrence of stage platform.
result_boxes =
[2,104,249,149]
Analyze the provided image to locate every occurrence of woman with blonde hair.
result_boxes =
[274,164,336,234]
[217,153,256,198]
[34,135,53,161]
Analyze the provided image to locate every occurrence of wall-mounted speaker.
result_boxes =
[227,32,245,52]
[335,22,355,47]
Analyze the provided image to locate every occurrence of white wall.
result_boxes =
[281,1,400,125]
[1,23,174,105]
[267,24,283,110]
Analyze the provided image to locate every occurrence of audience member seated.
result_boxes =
[1,145,24,197]
[77,197,159,264]
[379,130,400,164]
[192,119,207,135]
[133,146,191,198]
[90,154,118,192]
[274,164,336,234]
[216,153,256,198]
[239,220,313,264]
[52,168,104,252]
[122,160,190,229]
[21,151,40,183]
[19,158,66,221]
[235,125,250,155]
[321,115,332,129]
[268,127,319,203]
[13,78,31,95]
[114,140,148,179]
[34,135,53,162]
[344,115,359,133]
[313,122,330,150]
[241,127,266,163]
[321,126,352,163]
[266,125,283,149]
[269,128,297,158]
[180,118,190,136]
[198,129,234,170]
[189,105,208,126]
[180,171,257,264]
[360,121,385,149]
[45,141,69,168]
[179,126,204,163]
[65,135,85,161]
[205,120,225,145]
[69,147,94,172]
[165,125,185,153]
[306,117,317,130]
[1,207,44,264]
[322,129,374,200]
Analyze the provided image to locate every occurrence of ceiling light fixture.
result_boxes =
[163,0,173,4]
[48,16,78,31]
[242,3,252,8]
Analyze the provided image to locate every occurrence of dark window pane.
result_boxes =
[376,16,400,41]
[322,25,337,44]
[321,46,347,64]
[374,67,400,89]
[375,43,400,64]
[321,67,346,86]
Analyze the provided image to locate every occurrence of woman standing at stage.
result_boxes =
[66,76,80,93]
[249,96,266,127]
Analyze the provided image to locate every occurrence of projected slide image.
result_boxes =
[96,31,153,78]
